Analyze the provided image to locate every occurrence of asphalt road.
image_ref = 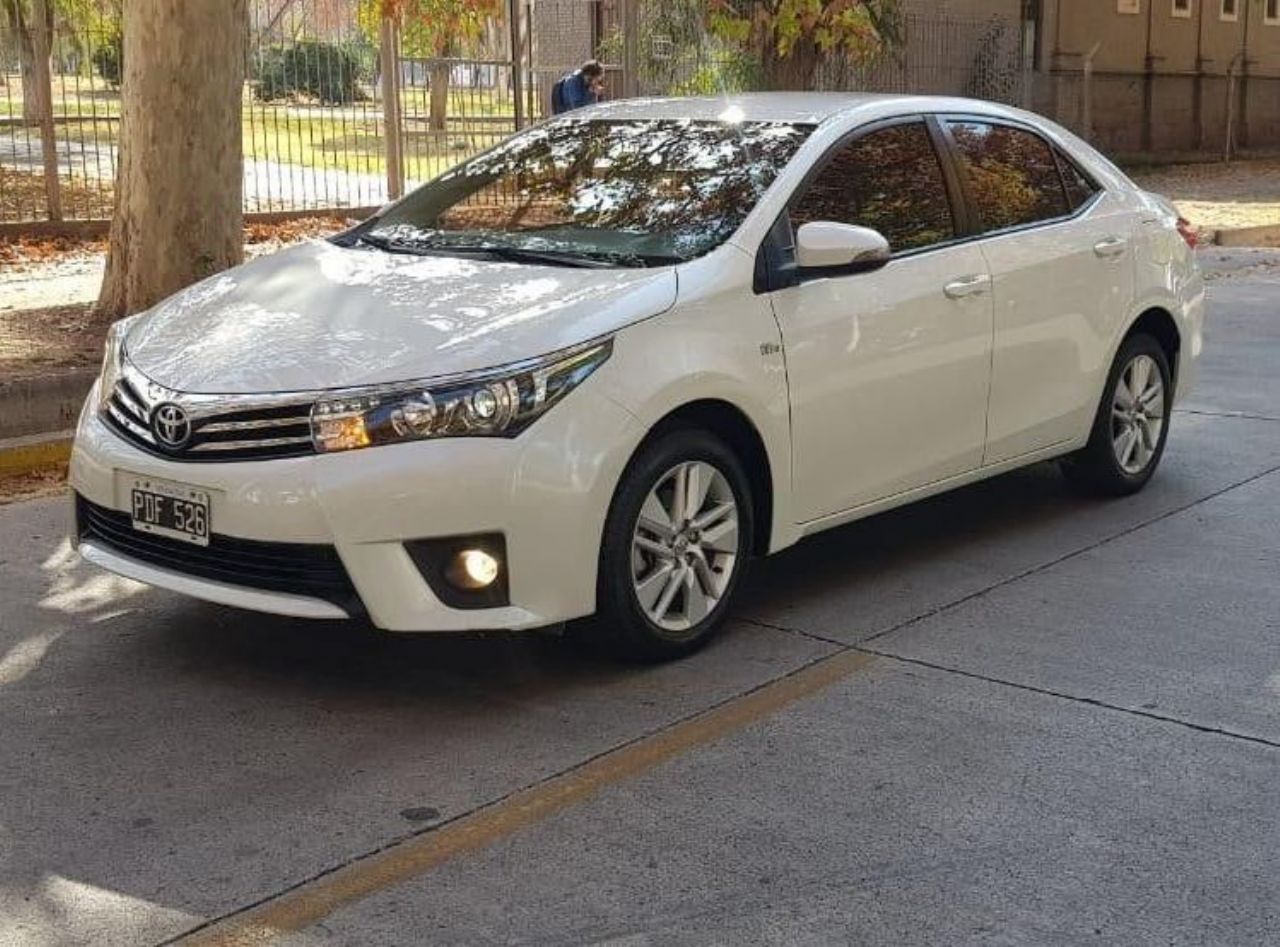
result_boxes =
[2,259,1279,946]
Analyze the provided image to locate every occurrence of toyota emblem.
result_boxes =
[151,403,192,450]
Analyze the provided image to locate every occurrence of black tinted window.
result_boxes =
[947,121,1069,231]
[791,122,955,253]
[1057,149,1100,211]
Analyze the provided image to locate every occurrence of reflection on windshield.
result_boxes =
[367,118,814,265]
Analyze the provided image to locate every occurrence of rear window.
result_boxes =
[946,120,1070,232]
[1057,149,1101,211]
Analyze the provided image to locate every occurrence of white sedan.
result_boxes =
[71,93,1205,660]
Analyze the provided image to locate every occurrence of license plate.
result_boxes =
[129,477,210,546]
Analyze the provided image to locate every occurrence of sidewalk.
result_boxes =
[1129,158,1280,235]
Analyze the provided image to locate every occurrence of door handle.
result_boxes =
[1094,236,1127,258]
[943,274,991,299]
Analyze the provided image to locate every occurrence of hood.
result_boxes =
[124,240,678,394]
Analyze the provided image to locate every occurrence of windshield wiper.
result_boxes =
[443,244,623,269]
[457,245,687,269]
[358,233,682,269]
[356,232,436,256]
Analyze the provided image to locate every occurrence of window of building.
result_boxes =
[790,122,956,254]
[1266,0,1280,25]
[1220,0,1239,21]
[1117,0,1140,14]
[945,121,1070,233]
[1172,0,1192,19]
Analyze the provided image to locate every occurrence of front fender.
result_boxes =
[597,250,801,554]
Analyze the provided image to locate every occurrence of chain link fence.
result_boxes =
[1,0,1028,227]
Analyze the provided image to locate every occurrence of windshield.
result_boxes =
[363,117,814,267]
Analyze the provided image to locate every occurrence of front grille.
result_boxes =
[76,494,359,611]
[103,370,316,463]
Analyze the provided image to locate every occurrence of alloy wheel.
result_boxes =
[629,460,740,633]
[1111,353,1166,475]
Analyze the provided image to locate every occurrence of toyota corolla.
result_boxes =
[70,93,1205,660]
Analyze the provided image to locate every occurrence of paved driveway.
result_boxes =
[2,262,1279,945]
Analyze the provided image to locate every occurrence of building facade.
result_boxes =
[526,0,1278,156]
[1033,0,1280,156]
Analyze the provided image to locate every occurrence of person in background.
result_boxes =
[551,60,606,115]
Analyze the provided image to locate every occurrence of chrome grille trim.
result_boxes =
[113,382,147,422]
[199,415,311,433]
[190,435,315,452]
[106,400,154,444]
[101,358,319,463]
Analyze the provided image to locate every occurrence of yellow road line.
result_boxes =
[176,648,877,947]
[0,434,72,477]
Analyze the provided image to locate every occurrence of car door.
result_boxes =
[765,118,995,523]
[941,118,1136,465]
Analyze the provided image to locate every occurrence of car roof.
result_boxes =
[577,92,1029,126]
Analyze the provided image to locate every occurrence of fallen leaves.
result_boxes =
[0,303,103,381]
[0,465,68,507]
[1,214,359,271]
[0,167,115,225]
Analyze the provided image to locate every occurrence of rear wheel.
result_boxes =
[1062,332,1172,496]
[588,428,753,662]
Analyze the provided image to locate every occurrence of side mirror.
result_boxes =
[794,222,891,277]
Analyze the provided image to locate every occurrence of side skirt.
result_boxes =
[791,438,1084,543]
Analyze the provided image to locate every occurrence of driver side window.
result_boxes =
[791,121,956,254]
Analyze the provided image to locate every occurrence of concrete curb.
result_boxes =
[0,370,95,440]
[0,430,73,477]
[1213,224,1280,248]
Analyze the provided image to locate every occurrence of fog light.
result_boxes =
[446,548,500,590]
[405,534,508,609]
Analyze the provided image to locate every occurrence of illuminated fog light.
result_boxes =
[446,548,500,590]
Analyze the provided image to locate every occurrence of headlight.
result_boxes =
[311,338,613,453]
[97,315,142,412]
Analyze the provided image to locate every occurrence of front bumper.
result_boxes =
[70,382,641,631]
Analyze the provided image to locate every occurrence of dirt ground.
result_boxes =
[0,464,67,506]
[0,167,114,222]
[1129,158,1280,231]
[0,302,100,381]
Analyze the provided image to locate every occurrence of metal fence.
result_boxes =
[0,2,120,222]
[0,0,1029,226]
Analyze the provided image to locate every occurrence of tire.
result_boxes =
[1061,332,1173,497]
[586,427,754,663]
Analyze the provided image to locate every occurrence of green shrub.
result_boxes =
[253,41,371,104]
[92,35,124,86]
[668,53,759,97]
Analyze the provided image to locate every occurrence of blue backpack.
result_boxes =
[551,74,571,115]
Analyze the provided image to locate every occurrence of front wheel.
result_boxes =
[1062,332,1173,496]
[588,428,754,662]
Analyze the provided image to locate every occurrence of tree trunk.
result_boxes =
[429,60,449,131]
[12,0,54,126]
[760,36,820,92]
[96,0,248,320]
